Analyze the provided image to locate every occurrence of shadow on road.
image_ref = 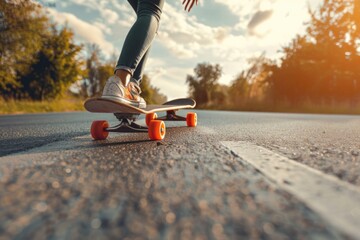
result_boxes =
[87,139,153,148]
[0,131,87,157]
[0,126,194,159]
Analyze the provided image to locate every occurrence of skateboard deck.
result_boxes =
[84,97,196,114]
[84,97,197,141]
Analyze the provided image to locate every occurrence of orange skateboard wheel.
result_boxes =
[91,120,109,140]
[145,113,158,126]
[186,112,197,127]
[148,120,166,140]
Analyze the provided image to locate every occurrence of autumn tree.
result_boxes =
[309,0,360,102]
[269,36,316,104]
[270,0,360,104]
[230,54,275,108]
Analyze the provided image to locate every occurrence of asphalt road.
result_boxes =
[0,110,359,239]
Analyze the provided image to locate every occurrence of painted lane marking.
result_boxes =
[221,141,360,239]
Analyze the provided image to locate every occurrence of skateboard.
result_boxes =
[84,97,197,141]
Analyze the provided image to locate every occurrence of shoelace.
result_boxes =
[128,82,142,95]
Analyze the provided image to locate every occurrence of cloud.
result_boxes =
[156,3,230,59]
[100,8,119,24]
[204,0,273,37]
[94,22,112,35]
[247,10,273,36]
[71,0,98,10]
[47,8,115,56]
[108,0,131,13]
[157,32,196,59]
[145,57,192,99]
[148,66,192,100]
[213,0,249,14]
[67,0,125,25]
[47,0,324,99]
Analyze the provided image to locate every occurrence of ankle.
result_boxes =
[115,69,131,86]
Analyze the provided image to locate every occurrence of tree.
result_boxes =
[0,0,49,98]
[80,45,117,98]
[18,25,83,100]
[0,1,83,100]
[306,0,360,102]
[140,74,167,104]
[230,54,275,108]
[230,71,250,107]
[269,0,360,105]
[97,63,114,95]
[270,36,317,104]
[84,44,102,97]
[186,63,222,106]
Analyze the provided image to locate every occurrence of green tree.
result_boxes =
[186,63,222,106]
[19,25,83,100]
[0,0,49,98]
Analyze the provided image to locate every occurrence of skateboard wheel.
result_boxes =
[145,113,158,127]
[186,112,197,127]
[91,120,109,140]
[148,120,166,140]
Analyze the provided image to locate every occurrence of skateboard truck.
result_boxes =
[156,110,187,121]
[114,113,140,122]
[108,110,186,133]
[106,117,148,133]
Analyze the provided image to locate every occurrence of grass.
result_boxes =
[0,97,85,114]
[1,97,360,115]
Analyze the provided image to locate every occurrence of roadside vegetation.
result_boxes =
[0,94,83,114]
[0,0,359,114]
[186,0,360,114]
[0,0,165,114]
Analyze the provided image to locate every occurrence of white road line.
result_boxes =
[222,141,360,239]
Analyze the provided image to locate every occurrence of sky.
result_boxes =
[40,0,323,100]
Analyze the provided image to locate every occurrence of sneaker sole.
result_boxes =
[100,96,146,109]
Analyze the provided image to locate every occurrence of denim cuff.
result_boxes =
[114,66,134,75]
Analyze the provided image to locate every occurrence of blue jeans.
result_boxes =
[115,0,165,84]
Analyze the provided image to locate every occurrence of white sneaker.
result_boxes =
[102,75,146,108]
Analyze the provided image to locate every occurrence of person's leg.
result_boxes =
[124,0,149,85]
[114,0,138,86]
[115,0,164,85]
[102,0,164,108]
[132,47,151,84]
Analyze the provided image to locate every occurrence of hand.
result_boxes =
[182,0,198,12]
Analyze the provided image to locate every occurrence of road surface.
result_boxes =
[0,110,359,239]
